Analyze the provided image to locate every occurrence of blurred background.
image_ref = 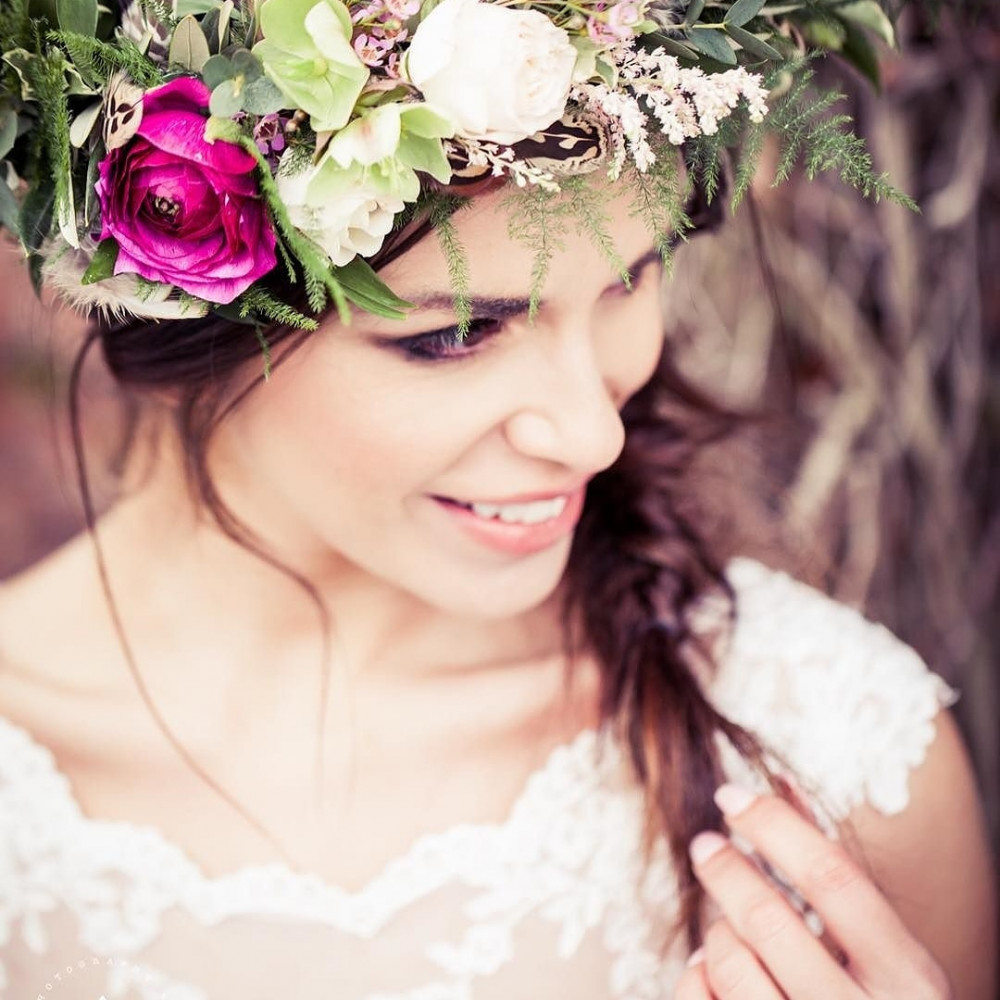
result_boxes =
[1,0,997,896]
[662,2,999,861]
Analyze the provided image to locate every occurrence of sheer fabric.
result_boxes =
[0,558,956,1000]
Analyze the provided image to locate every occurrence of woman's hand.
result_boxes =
[675,784,953,1000]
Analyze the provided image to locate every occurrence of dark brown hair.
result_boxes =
[69,182,779,952]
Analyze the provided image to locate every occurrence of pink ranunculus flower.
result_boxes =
[95,77,277,304]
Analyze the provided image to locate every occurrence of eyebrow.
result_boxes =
[406,245,663,318]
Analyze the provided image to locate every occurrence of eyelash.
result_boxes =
[394,317,505,362]
[391,261,660,363]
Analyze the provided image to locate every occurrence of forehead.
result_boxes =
[377,176,658,303]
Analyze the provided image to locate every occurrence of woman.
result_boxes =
[0,0,995,997]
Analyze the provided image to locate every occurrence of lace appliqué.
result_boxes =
[0,721,681,1000]
[0,558,958,999]
[712,558,958,822]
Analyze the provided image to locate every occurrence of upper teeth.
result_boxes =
[470,496,568,525]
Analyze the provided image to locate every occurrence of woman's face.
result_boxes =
[210,182,666,620]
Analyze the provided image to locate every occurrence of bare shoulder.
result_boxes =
[846,708,997,1000]
[0,530,128,715]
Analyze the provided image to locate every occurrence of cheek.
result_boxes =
[597,291,665,402]
[237,361,492,504]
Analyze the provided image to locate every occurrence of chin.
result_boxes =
[420,545,572,621]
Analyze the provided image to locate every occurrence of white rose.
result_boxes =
[406,0,577,146]
[277,157,404,267]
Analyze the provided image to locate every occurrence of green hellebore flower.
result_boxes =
[318,103,455,203]
[253,0,369,132]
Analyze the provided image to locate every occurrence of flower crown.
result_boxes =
[0,0,910,334]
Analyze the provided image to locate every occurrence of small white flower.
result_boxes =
[406,0,577,145]
[277,156,403,266]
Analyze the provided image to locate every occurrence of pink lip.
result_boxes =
[441,480,591,506]
[431,484,588,556]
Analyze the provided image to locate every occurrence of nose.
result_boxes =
[503,331,626,475]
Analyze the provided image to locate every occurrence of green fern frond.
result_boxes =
[627,146,690,267]
[24,50,71,238]
[0,0,32,52]
[46,31,162,88]
[757,65,917,208]
[231,132,350,323]
[238,286,319,331]
[685,138,723,207]
[731,122,766,207]
[429,195,472,336]
[303,265,328,315]
[137,0,178,31]
[253,324,273,380]
[275,236,297,284]
[133,275,161,301]
[563,176,629,287]
[504,184,572,320]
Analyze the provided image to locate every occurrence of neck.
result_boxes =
[94,454,570,706]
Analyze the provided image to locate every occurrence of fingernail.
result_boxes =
[689,831,728,866]
[714,783,757,818]
[686,947,705,968]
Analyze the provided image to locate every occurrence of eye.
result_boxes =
[390,316,504,362]
[622,257,662,294]
[603,253,664,301]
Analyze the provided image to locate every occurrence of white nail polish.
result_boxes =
[714,783,757,817]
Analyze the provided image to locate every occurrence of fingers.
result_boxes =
[712,784,949,998]
[675,953,714,1000]
[690,828,854,1000]
[702,919,789,999]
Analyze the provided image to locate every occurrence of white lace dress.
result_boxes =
[0,558,956,1000]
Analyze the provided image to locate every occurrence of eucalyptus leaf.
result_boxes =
[201,9,222,54]
[0,181,19,240]
[230,48,263,80]
[685,0,705,25]
[209,79,243,117]
[595,55,617,89]
[217,0,235,48]
[724,23,783,60]
[201,53,234,91]
[241,76,287,115]
[837,0,896,48]
[839,16,881,87]
[81,238,119,285]
[69,100,103,147]
[685,27,737,65]
[28,0,59,27]
[725,0,766,27]
[0,110,17,161]
[169,15,212,72]
[641,33,700,60]
[56,0,98,36]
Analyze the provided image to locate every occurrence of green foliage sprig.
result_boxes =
[0,0,925,352]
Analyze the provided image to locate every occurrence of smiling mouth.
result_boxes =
[451,496,569,525]
[436,495,572,526]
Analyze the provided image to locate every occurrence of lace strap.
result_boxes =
[715,558,958,821]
